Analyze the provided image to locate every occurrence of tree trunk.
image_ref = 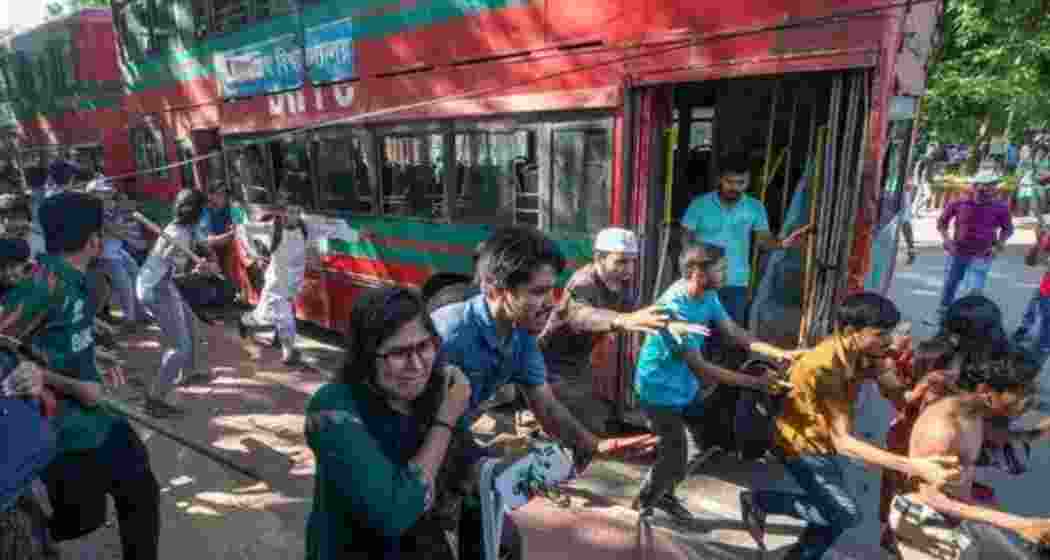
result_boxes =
[965,113,993,175]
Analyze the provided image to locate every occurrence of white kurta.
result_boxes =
[249,225,307,345]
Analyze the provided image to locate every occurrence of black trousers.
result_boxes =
[43,421,160,560]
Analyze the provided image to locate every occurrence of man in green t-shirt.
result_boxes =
[1,192,160,559]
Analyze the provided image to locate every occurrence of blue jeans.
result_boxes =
[752,454,862,560]
[940,255,992,309]
[99,252,144,323]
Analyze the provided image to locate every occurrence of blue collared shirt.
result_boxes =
[634,280,729,408]
[681,192,771,287]
[431,294,547,425]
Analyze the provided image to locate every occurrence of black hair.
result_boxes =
[678,242,725,278]
[912,337,955,378]
[720,152,752,176]
[941,295,1006,349]
[338,287,443,421]
[173,188,207,226]
[477,225,565,291]
[959,344,1041,393]
[40,191,103,254]
[835,292,901,332]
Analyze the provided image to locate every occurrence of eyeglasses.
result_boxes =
[376,336,439,366]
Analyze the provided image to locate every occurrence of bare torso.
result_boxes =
[907,396,984,500]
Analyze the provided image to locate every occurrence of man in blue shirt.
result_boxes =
[633,242,798,522]
[681,152,811,335]
[432,226,603,455]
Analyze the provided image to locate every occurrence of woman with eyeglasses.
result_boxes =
[304,287,477,560]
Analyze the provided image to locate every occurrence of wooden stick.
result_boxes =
[131,211,208,268]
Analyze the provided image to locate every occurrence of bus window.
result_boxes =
[271,137,315,209]
[453,130,532,226]
[551,128,611,234]
[316,130,373,214]
[227,144,271,204]
[379,134,444,219]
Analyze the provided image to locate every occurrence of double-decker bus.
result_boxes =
[0,10,124,193]
[5,1,943,411]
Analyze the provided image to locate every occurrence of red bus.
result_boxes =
[6,1,942,410]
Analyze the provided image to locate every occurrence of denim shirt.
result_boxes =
[431,294,547,426]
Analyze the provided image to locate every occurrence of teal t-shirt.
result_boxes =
[681,192,771,287]
[2,254,117,453]
[634,280,729,408]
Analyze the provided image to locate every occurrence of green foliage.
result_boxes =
[45,0,109,19]
[923,0,1050,160]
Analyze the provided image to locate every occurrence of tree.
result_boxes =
[46,0,110,19]
[922,0,1050,173]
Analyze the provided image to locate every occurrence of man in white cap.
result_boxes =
[936,170,1013,316]
[537,227,676,432]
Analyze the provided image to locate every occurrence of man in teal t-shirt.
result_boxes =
[632,242,797,523]
[1,192,160,559]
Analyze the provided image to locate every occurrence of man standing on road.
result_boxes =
[632,242,799,523]
[1,191,161,559]
[936,171,1013,318]
[536,227,677,433]
[740,292,962,560]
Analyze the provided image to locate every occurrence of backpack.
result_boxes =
[733,359,787,461]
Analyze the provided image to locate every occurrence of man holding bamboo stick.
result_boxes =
[0,191,160,559]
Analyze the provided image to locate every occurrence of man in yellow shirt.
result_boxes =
[740,292,962,560]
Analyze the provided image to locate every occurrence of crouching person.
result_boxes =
[4,192,159,559]
[632,242,799,522]
[891,345,1050,559]
[306,287,507,560]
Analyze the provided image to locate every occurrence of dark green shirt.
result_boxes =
[3,254,116,453]
[305,382,433,559]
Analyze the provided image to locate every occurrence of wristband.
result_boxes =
[432,419,456,432]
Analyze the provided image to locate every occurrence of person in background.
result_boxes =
[238,193,309,365]
[936,171,1013,318]
[1,191,160,560]
[186,183,238,307]
[741,292,962,560]
[632,242,798,522]
[136,189,219,417]
[86,179,146,327]
[900,182,919,265]
[890,346,1050,559]
[305,287,495,560]
[537,227,675,433]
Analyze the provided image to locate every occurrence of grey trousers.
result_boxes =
[138,279,201,401]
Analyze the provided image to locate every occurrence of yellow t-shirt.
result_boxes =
[775,335,862,459]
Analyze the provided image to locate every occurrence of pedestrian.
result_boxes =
[430,225,610,557]
[536,227,675,433]
[632,242,798,522]
[238,193,308,365]
[1,191,160,559]
[304,287,483,560]
[899,181,919,264]
[936,170,1013,318]
[890,345,1050,559]
[86,178,146,327]
[740,292,962,560]
[136,188,219,417]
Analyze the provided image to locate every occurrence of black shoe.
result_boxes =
[145,398,186,418]
[740,491,767,552]
[650,493,695,524]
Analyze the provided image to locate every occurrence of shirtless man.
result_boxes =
[891,345,1050,559]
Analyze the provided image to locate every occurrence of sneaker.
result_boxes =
[145,398,186,418]
[650,493,695,524]
[740,491,767,552]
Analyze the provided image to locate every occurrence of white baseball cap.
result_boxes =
[970,170,1002,186]
[594,227,639,254]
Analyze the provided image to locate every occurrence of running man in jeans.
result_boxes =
[741,292,962,560]
[937,171,1013,318]
[632,242,799,522]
